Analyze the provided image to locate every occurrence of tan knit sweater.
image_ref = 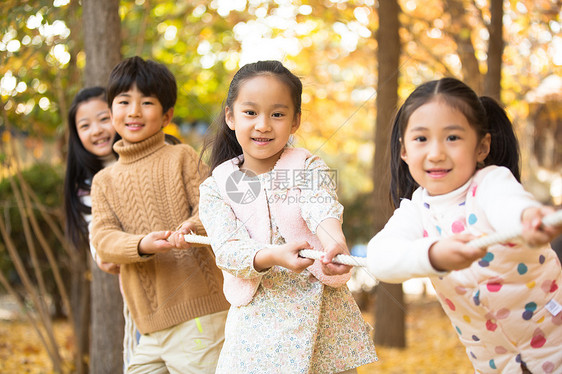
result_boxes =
[91,131,229,334]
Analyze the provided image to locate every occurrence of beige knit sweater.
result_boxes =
[91,131,229,334]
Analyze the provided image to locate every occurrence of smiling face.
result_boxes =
[75,98,116,157]
[225,74,300,174]
[400,99,491,196]
[110,84,173,144]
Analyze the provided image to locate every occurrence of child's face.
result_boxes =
[400,99,490,196]
[76,98,116,157]
[110,84,173,144]
[225,75,300,174]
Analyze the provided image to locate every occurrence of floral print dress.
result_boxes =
[199,155,377,374]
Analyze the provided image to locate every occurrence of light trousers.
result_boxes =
[126,310,228,374]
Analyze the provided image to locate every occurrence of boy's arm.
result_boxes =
[90,177,148,264]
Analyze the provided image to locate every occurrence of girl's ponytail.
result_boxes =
[390,105,418,208]
[480,96,521,182]
[201,109,243,173]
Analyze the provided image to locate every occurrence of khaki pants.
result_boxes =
[127,310,227,374]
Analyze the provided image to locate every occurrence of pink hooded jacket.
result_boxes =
[212,147,350,306]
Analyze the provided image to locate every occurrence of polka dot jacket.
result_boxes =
[369,166,562,373]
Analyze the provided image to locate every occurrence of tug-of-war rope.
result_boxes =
[183,210,562,268]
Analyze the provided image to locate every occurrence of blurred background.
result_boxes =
[0,0,560,373]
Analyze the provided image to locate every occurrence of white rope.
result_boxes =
[183,210,562,268]
[298,249,369,267]
[183,234,211,245]
[467,210,562,249]
[182,234,369,267]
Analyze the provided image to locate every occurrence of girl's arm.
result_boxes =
[316,218,352,276]
[299,156,351,277]
[427,234,487,271]
[476,167,561,246]
[169,147,210,249]
[199,177,274,279]
[368,198,487,281]
[253,241,314,272]
[367,198,447,283]
[181,146,209,236]
[521,206,562,246]
[476,166,542,235]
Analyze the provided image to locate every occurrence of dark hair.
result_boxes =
[107,56,177,113]
[64,87,119,251]
[389,77,520,208]
[201,60,303,172]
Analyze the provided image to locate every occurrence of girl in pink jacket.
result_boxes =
[199,60,377,374]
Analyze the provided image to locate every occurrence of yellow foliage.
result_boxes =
[163,122,183,141]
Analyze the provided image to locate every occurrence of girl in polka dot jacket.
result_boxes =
[367,77,562,374]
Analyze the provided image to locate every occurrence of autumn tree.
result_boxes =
[444,0,483,92]
[484,0,503,100]
[1,1,561,371]
[82,0,124,373]
[372,0,405,348]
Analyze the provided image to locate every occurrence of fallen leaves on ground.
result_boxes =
[0,319,74,374]
[0,298,473,373]
[359,299,474,374]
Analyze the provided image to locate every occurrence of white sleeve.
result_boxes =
[476,167,541,233]
[367,198,446,283]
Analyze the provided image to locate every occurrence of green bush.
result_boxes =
[0,162,65,298]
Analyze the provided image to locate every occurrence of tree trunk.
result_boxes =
[89,262,125,373]
[70,250,90,374]
[484,0,504,101]
[373,0,406,348]
[83,0,124,373]
[445,0,482,94]
[83,0,122,84]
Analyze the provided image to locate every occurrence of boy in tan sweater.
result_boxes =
[91,56,229,373]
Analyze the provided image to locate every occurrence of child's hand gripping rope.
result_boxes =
[178,234,369,267]
[429,208,562,272]
[466,209,562,249]
[180,210,562,268]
